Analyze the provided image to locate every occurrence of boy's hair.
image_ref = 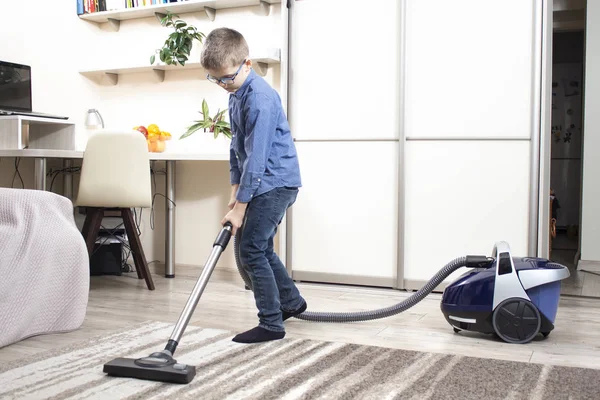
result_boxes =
[201,28,249,70]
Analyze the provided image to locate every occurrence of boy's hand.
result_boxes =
[221,202,247,236]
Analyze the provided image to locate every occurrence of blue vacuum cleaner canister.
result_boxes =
[440,241,570,343]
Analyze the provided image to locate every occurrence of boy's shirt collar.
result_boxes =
[232,69,256,98]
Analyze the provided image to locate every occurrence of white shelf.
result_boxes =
[79,0,280,28]
[79,48,280,84]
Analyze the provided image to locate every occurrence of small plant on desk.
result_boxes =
[180,99,232,140]
[150,11,205,66]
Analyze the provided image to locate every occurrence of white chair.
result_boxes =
[0,188,89,348]
[76,129,154,290]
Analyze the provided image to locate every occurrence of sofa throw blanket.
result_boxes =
[0,188,89,348]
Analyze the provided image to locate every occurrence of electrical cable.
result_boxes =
[149,165,176,231]
[12,158,24,188]
[48,166,80,192]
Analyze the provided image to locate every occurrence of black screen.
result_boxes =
[0,62,32,112]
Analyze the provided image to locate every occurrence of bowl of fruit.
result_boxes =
[134,124,172,153]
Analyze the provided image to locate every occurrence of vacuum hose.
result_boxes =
[233,234,492,323]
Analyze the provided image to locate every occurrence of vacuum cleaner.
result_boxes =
[440,241,570,344]
[103,223,570,384]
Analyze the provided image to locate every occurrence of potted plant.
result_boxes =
[150,15,231,142]
[180,99,231,140]
[150,11,205,66]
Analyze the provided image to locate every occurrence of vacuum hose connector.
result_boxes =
[233,232,493,323]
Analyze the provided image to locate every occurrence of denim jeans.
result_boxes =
[238,186,304,332]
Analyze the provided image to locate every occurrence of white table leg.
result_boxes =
[63,159,73,200]
[165,160,176,278]
[34,158,46,190]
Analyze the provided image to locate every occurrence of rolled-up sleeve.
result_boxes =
[236,93,276,202]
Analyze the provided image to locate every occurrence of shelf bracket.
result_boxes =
[260,1,271,16]
[204,7,216,21]
[103,73,118,86]
[254,62,268,77]
[152,69,166,83]
[155,12,167,23]
[106,18,120,32]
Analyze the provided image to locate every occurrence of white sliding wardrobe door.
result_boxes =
[290,142,398,285]
[402,0,544,286]
[404,0,538,140]
[287,0,402,287]
[404,140,531,283]
[289,0,401,141]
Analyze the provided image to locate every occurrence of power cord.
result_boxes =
[47,166,81,192]
[12,158,24,188]
[149,165,176,230]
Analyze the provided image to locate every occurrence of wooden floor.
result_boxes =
[551,231,600,297]
[2,266,600,372]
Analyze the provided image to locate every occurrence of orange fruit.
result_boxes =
[148,124,160,135]
[160,131,172,140]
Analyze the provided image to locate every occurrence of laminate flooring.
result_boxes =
[2,266,600,374]
[551,231,600,297]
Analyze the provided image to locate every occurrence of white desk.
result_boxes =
[0,148,228,278]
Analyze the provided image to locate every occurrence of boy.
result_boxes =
[201,28,307,343]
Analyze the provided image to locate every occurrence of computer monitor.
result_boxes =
[0,60,32,113]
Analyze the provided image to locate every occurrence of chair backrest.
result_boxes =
[76,130,152,208]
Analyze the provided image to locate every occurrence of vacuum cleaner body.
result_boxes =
[441,241,570,343]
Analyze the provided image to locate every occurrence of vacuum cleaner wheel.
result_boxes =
[492,298,541,344]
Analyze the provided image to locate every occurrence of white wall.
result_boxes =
[0,0,283,272]
[580,1,600,263]
[0,1,98,204]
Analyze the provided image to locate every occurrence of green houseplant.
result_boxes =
[180,99,232,140]
[150,14,231,141]
[150,11,205,66]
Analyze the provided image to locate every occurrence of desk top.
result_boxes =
[0,148,229,161]
[0,115,74,125]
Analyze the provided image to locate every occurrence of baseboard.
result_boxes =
[291,271,397,289]
[149,262,237,278]
[147,263,447,294]
[577,260,600,273]
[402,279,448,293]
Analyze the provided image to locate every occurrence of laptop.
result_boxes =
[0,60,69,120]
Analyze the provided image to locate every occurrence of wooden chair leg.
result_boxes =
[121,208,155,290]
[81,207,104,256]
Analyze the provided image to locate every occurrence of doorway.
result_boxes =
[549,28,600,296]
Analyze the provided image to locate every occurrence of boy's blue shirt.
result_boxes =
[229,69,302,203]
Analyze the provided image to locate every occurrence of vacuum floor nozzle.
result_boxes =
[103,357,196,384]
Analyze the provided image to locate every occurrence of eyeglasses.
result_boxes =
[206,60,246,85]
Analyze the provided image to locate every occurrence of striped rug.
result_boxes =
[1,321,599,400]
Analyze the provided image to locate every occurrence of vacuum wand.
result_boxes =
[102,222,233,384]
[165,222,233,355]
